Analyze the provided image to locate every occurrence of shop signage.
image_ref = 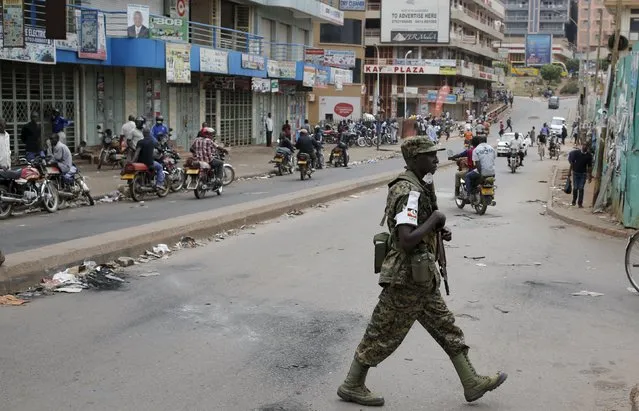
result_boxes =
[394,58,456,67]
[319,3,344,25]
[334,102,354,117]
[364,65,438,74]
[303,66,316,87]
[200,48,228,74]
[150,16,188,42]
[78,10,107,60]
[439,67,457,75]
[381,0,450,43]
[251,77,270,93]
[339,0,365,11]
[304,48,324,65]
[267,60,280,78]
[165,43,191,84]
[0,24,55,64]
[278,61,296,79]
[241,53,265,71]
[2,0,24,47]
[324,50,356,68]
[315,67,329,88]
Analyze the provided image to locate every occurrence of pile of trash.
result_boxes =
[40,261,126,294]
[97,189,125,203]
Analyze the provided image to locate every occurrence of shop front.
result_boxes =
[204,76,254,146]
[0,60,79,154]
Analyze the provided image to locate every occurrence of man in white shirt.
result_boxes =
[0,118,11,170]
[265,112,274,147]
[120,115,136,142]
[467,135,496,196]
[507,132,524,167]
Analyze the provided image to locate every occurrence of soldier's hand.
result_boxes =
[441,226,452,242]
[429,210,446,230]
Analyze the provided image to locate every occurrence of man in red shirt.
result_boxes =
[190,127,225,185]
[448,136,479,197]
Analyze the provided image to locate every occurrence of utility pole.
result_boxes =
[593,8,604,97]
[592,0,622,206]
[584,0,593,121]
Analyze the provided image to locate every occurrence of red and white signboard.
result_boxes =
[176,0,188,17]
[319,96,361,120]
[364,65,439,75]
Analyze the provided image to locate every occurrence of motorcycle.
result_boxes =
[548,140,560,160]
[331,145,349,167]
[271,147,295,175]
[0,156,60,219]
[456,175,496,216]
[120,162,170,202]
[184,158,222,199]
[217,148,235,187]
[46,162,94,206]
[97,127,125,170]
[508,147,521,173]
[297,153,313,180]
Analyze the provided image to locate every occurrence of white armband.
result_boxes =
[395,190,420,226]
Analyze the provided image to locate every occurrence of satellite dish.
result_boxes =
[608,34,629,51]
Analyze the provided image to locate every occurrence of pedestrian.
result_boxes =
[265,113,274,147]
[505,117,513,132]
[337,136,507,407]
[561,124,568,145]
[120,115,136,146]
[568,142,593,208]
[21,112,43,161]
[0,118,11,171]
[529,126,536,147]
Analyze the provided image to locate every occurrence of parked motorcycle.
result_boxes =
[331,145,349,167]
[97,127,125,170]
[160,146,184,192]
[184,158,222,199]
[120,162,170,202]
[0,156,59,219]
[46,162,94,206]
[297,153,313,180]
[272,147,294,176]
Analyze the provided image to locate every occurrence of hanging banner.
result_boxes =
[304,48,324,65]
[315,68,329,88]
[279,61,296,79]
[0,24,55,64]
[200,48,228,73]
[127,4,150,39]
[241,53,265,71]
[150,16,187,42]
[270,79,279,93]
[251,77,270,93]
[324,50,356,68]
[2,0,24,48]
[303,66,316,87]
[267,60,280,78]
[166,43,191,84]
[79,10,98,54]
[78,11,106,60]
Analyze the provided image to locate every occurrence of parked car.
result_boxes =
[497,132,529,157]
[549,116,566,138]
[548,96,560,109]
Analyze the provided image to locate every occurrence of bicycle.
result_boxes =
[626,231,639,293]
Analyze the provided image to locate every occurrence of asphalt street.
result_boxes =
[0,97,571,254]
[3,97,633,411]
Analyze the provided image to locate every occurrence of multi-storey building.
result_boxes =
[0,0,350,154]
[577,0,614,56]
[504,0,571,37]
[603,0,638,56]
[359,0,506,119]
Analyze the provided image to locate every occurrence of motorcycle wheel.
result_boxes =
[170,169,185,192]
[455,196,466,209]
[194,177,207,199]
[130,174,145,202]
[357,136,366,147]
[85,192,95,206]
[0,184,13,219]
[156,177,170,198]
[97,149,107,170]
[365,137,373,147]
[42,182,59,213]
[300,166,306,181]
[475,197,489,215]
[222,165,235,186]
[511,163,517,173]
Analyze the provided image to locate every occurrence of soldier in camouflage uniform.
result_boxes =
[337,136,507,407]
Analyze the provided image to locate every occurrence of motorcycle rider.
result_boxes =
[133,123,165,190]
[128,116,146,162]
[507,132,525,167]
[295,128,319,171]
[329,130,349,167]
[151,115,168,144]
[49,132,74,184]
[0,118,11,171]
[191,127,225,188]
[449,136,480,198]
[277,133,295,166]
[468,135,496,196]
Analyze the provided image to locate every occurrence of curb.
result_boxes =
[546,166,629,239]
[0,159,458,294]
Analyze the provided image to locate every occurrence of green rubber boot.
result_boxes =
[451,351,507,403]
[337,359,385,406]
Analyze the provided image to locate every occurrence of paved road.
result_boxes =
[0,98,635,410]
[0,97,569,254]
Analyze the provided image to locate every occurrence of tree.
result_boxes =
[599,58,610,72]
[566,58,580,73]
[540,64,562,84]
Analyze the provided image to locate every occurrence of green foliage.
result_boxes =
[599,58,610,71]
[540,64,563,83]
[560,79,579,95]
[566,58,580,73]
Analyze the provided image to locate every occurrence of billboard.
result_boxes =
[381,0,450,44]
[525,34,552,66]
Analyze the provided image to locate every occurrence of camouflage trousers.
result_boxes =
[355,285,468,367]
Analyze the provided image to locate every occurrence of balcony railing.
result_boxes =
[65,4,309,60]
[451,7,505,37]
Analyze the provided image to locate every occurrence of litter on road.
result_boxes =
[571,290,605,297]
[0,295,28,306]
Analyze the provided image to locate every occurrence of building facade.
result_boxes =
[504,0,570,37]
[603,1,639,55]
[0,0,350,155]
[361,0,506,119]
[577,0,614,55]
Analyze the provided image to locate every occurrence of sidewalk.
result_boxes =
[547,166,635,238]
[81,144,402,198]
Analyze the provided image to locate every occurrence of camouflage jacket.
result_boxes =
[379,170,438,287]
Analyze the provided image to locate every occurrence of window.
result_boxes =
[353,58,362,84]
[320,19,362,45]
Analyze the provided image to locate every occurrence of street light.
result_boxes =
[374,44,380,117]
[403,50,412,118]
